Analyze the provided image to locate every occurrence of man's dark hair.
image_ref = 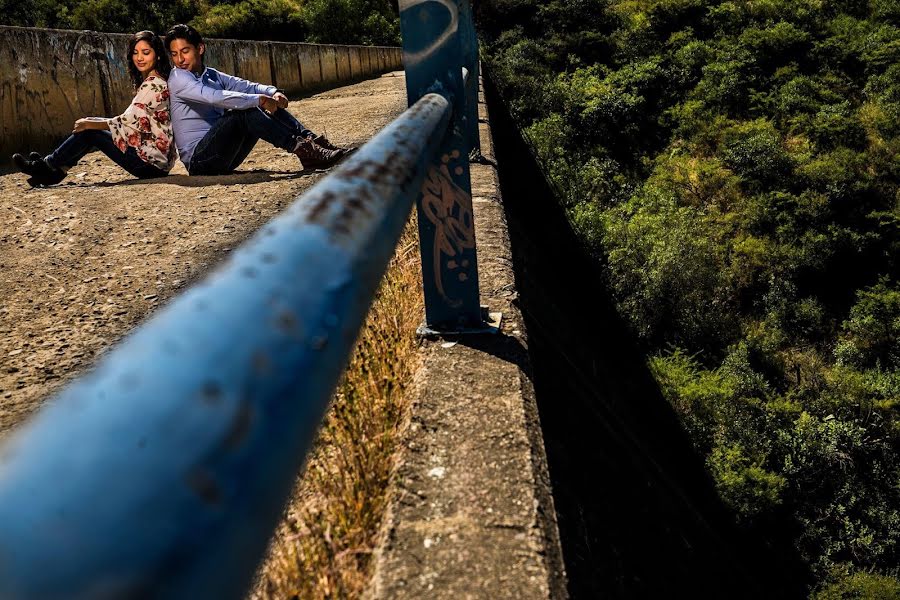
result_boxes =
[165,23,204,49]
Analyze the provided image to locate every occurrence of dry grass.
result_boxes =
[250,221,423,600]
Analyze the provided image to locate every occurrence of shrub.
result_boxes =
[814,569,900,600]
[809,102,868,151]
[602,187,738,351]
[190,0,305,42]
[835,280,900,370]
[301,0,400,46]
[720,119,793,189]
[708,443,786,523]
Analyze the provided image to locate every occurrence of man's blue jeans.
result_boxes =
[46,129,166,178]
[188,107,312,176]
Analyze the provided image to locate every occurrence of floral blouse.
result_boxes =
[108,75,175,171]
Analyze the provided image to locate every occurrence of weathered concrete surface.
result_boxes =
[298,44,323,90]
[270,42,302,95]
[349,46,363,79]
[360,47,373,77]
[234,41,273,86]
[0,28,108,166]
[203,39,239,77]
[365,47,377,75]
[369,82,567,599]
[319,45,339,85]
[0,26,402,163]
[336,46,352,82]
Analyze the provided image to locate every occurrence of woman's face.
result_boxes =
[132,40,156,77]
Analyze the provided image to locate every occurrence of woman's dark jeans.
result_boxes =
[188,107,312,176]
[46,129,167,179]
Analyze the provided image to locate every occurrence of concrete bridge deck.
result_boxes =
[0,70,567,598]
[0,72,406,434]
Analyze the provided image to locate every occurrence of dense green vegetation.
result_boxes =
[481,0,899,595]
[0,0,400,45]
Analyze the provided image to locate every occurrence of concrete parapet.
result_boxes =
[233,41,272,85]
[95,32,134,110]
[348,46,363,79]
[0,26,400,162]
[369,80,567,599]
[363,47,373,74]
[203,39,238,77]
[270,42,302,95]
[319,45,338,85]
[359,46,372,77]
[297,44,322,90]
[336,46,352,81]
[0,28,107,166]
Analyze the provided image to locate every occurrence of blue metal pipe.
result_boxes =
[0,93,452,600]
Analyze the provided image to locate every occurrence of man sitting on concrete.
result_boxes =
[165,24,346,175]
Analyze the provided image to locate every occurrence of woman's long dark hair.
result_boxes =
[127,31,171,89]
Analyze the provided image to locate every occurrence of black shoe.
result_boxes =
[28,158,66,187]
[12,153,36,175]
[29,152,43,162]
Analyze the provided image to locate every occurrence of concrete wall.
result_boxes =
[369,76,568,599]
[0,26,402,163]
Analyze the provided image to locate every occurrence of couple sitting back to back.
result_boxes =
[13,25,347,187]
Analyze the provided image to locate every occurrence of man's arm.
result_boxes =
[168,68,262,111]
[216,71,277,97]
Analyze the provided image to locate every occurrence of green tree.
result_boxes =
[301,0,400,45]
[68,0,199,34]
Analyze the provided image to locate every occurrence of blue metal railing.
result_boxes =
[0,1,483,598]
[401,0,485,330]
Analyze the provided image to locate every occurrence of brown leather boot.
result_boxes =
[294,138,345,169]
[306,133,341,151]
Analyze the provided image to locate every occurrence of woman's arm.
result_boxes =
[73,117,111,134]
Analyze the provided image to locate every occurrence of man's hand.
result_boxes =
[259,95,279,113]
[273,91,289,109]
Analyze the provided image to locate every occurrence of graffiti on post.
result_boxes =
[420,150,475,307]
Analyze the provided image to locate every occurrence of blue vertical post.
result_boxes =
[400,0,483,331]
[457,0,482,155]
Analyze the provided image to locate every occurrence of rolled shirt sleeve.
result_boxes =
[168,68,262,111]
[216,71,278,97]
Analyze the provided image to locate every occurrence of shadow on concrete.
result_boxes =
[455,332,531,374]
[483,70,810,599]
[2,167,316,189]
[96,169,315,188]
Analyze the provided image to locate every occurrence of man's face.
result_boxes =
[169,39,204,73]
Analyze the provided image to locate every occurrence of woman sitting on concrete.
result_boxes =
[11,31,176,187]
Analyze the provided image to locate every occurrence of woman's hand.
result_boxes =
[73,118,109,133]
